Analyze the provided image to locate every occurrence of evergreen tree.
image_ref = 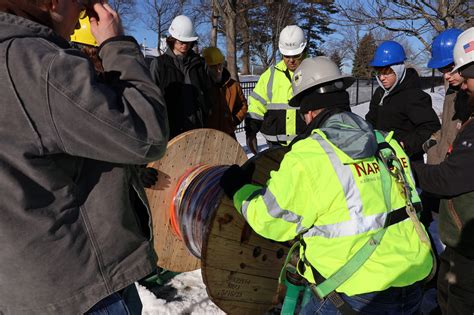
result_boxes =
[330,51,343,71]
[296,1,338,57]
[352,32,377,78]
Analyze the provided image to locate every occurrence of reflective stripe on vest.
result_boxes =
[266,103,299,110]
[242,187,307,234]
[303,133,407,239]
[241,132,410,239]
[250,91,267,106]
[267,66,275,100]
[260,133,298,143]
[247,112,264,120]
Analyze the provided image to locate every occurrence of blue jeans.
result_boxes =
[300,283,423,315]
[85,293,130,315]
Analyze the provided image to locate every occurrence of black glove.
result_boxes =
[140,167,158,188]
[219,164,254,198]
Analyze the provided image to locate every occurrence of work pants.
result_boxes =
[437,247,474,315]
[300,282,422,315]
[85,284,142,315]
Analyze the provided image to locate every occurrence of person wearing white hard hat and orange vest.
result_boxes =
[245,25,308,154]
[203,46,248,139]
[150,15,213,138]
[413,27,474,315]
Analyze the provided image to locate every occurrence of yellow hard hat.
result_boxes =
[70,17,97,47]
[202,47,224,66]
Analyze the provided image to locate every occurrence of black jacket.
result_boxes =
[413,117,474,257]
[366,68,440,160]
[150,49,213,138]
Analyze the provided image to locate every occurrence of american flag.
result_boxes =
[464,41,474,54]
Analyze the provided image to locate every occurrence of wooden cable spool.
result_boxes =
[201,147,291,314]
[145,129,248,272]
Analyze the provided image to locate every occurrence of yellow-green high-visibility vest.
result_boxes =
[234,125,433,296]
[247,60,306,145]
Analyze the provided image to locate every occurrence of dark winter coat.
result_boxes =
[207,68,248,138]
[150,49,213,138]
[413,116,474,258]
[366,68,440,161]
[427,87,469,165]
[0,12,168,314]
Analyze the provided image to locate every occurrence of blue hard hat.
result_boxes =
[427,28,463,69]
[369,41,406,67]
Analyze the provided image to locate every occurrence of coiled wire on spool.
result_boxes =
[169,164,230,258]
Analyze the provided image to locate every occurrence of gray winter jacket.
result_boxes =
[0,12,168,314]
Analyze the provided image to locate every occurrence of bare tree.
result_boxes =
[211,1,219,46]
[238,0,252,74]
[108,0,137,30]
[248,1,295,69]
[213,0,239,80]
[336,0,471,51]
[183,0,215,51]
[212,0,260,80]
[322,24,363,69]
[143,0,186,54]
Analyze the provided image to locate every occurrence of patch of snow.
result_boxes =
[138,270,224,315]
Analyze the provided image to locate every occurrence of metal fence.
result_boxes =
[236,75,443,133]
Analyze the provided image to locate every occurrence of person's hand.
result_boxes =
[246,135,258,155]
[219,164,255,199]
[89,2,124,46]
[422,137,437,153]
[140,167,158,188]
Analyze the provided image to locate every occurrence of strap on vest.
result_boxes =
[295,131,427,314]
[374,131,437,284]
[298,206,415,315]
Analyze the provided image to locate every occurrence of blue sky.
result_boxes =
[127,2,430,74]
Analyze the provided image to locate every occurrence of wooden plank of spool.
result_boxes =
[145,129,248,272]
[202,147,290,314]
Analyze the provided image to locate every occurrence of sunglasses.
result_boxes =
[283,53,303,60]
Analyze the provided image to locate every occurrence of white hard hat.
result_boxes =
[291,56,354,99]
[279,25,307,56]
[452,27,474,73]
[168,15,198,42]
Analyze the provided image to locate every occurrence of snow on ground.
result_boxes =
[138,270,224,315]
[138,85,446,314]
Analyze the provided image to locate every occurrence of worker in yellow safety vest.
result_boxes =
[244,25,308,154]
[220,56,434,314]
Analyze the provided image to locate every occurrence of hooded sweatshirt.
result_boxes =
[366,67,440,161]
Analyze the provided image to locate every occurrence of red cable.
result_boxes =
[169,165,202,239]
